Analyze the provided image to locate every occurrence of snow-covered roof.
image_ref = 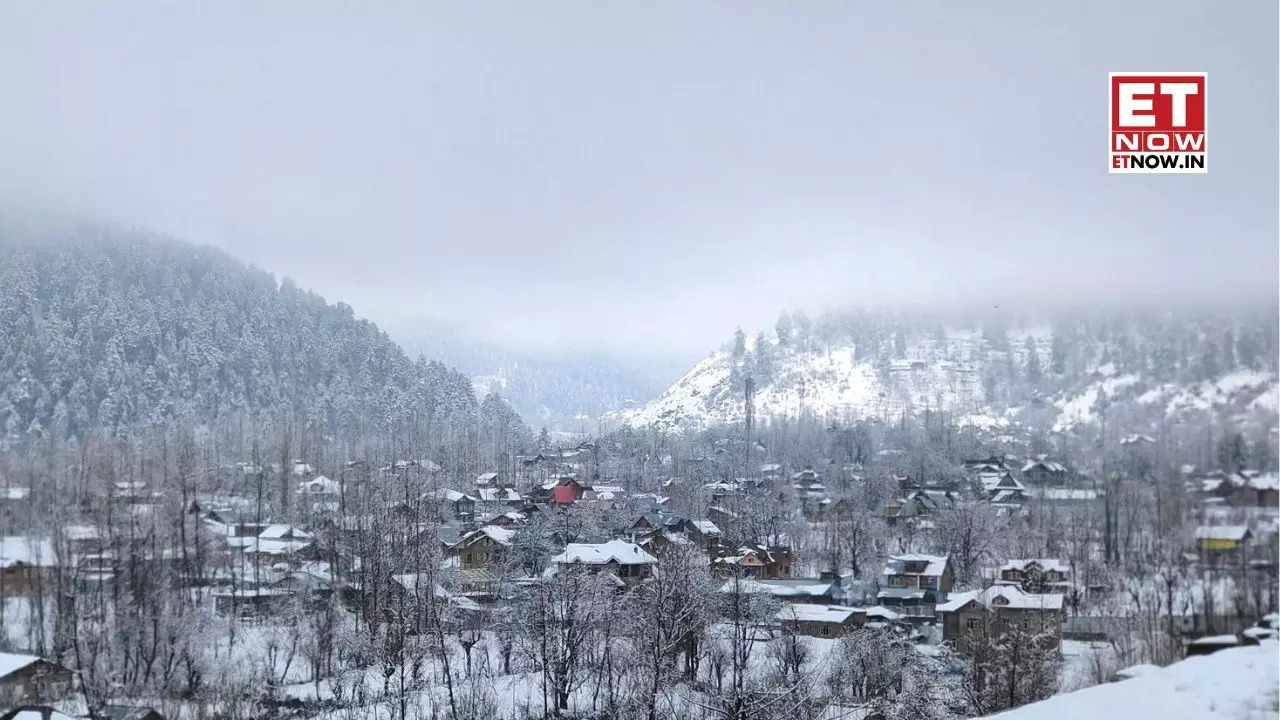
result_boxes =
[999,558,1069,574]
[777,604,858,624]
[1022,458,1067,474]
[425,488,478,503]
[551,540,657,566]
[1190,634,1240,646]
[477,487,521,502]
[937,585,1064,612]
[299,475,339,494]
[259,524,312,540]
[0,487,29,500]
[476,472,499,483]
[1194,525,1250,541]
[0,537,57,568]
[456,525,515,548]
[884,554,948,577]
[0,651,43,678]
[991,489,1025,504]
[719,578,838,598]
[692,519,721,537]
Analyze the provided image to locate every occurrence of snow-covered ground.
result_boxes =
[984,640,1279,719]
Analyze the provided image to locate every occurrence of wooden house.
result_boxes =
[777,604,865,638]
[0,653,74,706]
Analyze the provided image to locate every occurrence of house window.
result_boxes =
[464,552,474,566]
[966,617,980,630]
[821,626,831,637]
[1021,618,1030,629]
[889,575,911,588]
[919,576,938,589]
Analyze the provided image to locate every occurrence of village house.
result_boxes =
[297,475,340,497]
[937,585,1065,654]
[453,525,514,571]
[884,490,956,526]
[0,537,57,597]
[876,554,953,619]
[1021,458,1069,487]
[712,544,795,579]
[447,525,515,601]
[718,573,847,605]
[1194,525,1252,566]
[964,456,1015,476]
[549,540,657,585]
[983,472,1029,505]
[535,476,590,506]
[1199,471,1280,508]
[0,653,74,706]
[425,489,478,523]
[777,604,865,638]
[476,486,523,509]
[995,559,1071,594]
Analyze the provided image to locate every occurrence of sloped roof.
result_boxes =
[1022,458,1067,474]
[692,519,721,536]
[0,537,56,569]
[884,554,949,577]
[777,603,857,624]
[1195,525,1250,541]
[477,487,521,502]
[259,524,312,540]
[0,652,42,678]
[551,540,657,566]
[937,585,1064,612]
[719,578,838,598]
[456,525,515,548]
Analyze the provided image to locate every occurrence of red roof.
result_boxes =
[552,485,578,505]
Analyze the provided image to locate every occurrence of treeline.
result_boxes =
[727,307,1279,389]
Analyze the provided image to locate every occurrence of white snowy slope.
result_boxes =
[983,641,1279,720]
[606,328,1048,431]
[608,327,1279,433]
[1053,365,1279,433]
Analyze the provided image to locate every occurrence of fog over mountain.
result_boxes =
[0,1,1275,358]
[1,5,1279,720]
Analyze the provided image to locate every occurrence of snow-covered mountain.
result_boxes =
[607,327,1048,431]
[606,313,1280,436]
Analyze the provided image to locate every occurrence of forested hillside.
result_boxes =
[612,308,1280,439]
[0,225,528,459]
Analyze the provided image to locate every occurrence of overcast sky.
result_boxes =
[0,2,1275,355]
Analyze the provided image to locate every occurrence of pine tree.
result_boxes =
[775,312,793,347]
[1024,336,1042,384]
